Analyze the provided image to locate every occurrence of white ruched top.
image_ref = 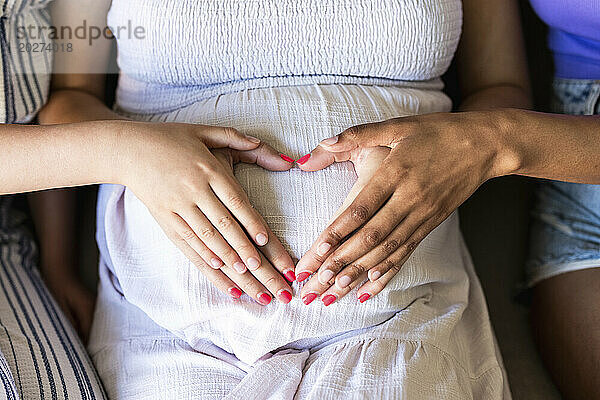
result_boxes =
[108,0,462,113]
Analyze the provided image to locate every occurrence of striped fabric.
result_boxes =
[0,0,107,398]
[0,215,106,399]
[0,0,53,124]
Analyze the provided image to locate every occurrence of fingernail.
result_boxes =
[322,294,337,306]
[279,154,294,163]
[302,293,317,305]
[358,293,371,303]
[233,262,247,274]
[277,289,292,304]
[246,257,260,270]
[258,292,272,305]
[296,272,310,282]
[255,233,268,246]
[210,258,223,269]
[317,242,331,256]
[297,154,311,165]
[369,270,381,281]
[319,269,334,284]
[337,275,352,288]
[284,270,296,282]
[245,134,261,144]
[229,287,242,299]
[320,136,339,146]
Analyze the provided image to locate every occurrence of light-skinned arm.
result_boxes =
[36,0,298,307]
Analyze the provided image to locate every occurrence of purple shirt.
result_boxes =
[529,0,600,79]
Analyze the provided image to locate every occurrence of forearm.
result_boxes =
[28,189,77,277]
[459,85,532,112]
[0,86,133,195]
[38,88,122,124]
[497,109,600,183]
[0,120,124,194]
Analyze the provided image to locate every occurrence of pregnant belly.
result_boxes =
[104,84,465,363]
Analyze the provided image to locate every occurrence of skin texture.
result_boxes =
[28,189,94,341]
[294,0,533,302]
[37,0,300,306]
[531,269,600,399]
[0,3,598,389]
[289,0,600,396]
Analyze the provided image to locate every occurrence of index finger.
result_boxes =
[295,170,394,280]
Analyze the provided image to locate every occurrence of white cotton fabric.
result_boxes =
[108,0,463,114]
[90,85,510,399]
[89,0,511,398]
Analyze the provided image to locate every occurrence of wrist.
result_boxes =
[92,119,133,186]
[484,108,525,179]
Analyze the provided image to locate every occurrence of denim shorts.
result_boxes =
[526,78,600,287]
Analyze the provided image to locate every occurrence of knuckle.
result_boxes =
[349,263,366,276]
[183,180,203,194]
[221,248,237,263]
[382,238,400,254]
[362,229,382,246]
[216,215,233,230]
[422,198,438,215]
[179,229,198,242]
[344,125,363,142]
[351,204,370,223]
[329,257,347,271]
[368,185,388,203]
[327,227,344,243]
[237,243,257,257]
[222,126,239,139]
[199,227,216,240]
[382,259,396,271]
[312,253,327,263]
[198,160,218,175]
[262,276,277,287]
[406,241,418,253]
[227,194,247,211]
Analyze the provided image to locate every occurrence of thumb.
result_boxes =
[318,120,401,152]
[233,142,294,171]
[194,125,262,151]
[296,145,351,172]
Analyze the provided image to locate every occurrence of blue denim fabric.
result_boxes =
[526,78,600,287]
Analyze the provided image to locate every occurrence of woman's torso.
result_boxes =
[108,0,462,114]
[98,0,470,363]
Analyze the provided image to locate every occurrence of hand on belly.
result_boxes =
[290,145,391,305]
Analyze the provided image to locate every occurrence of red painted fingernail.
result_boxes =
[284,270,296,282]
[280,154,294,163]
[278,289,292,304]
[297,154,311,165]
[358,293,371,303]
[322,294,336,306]
[229,287,242,299]
[302,293,317,305]
[296,272,310,282]
[258,293,272,305]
